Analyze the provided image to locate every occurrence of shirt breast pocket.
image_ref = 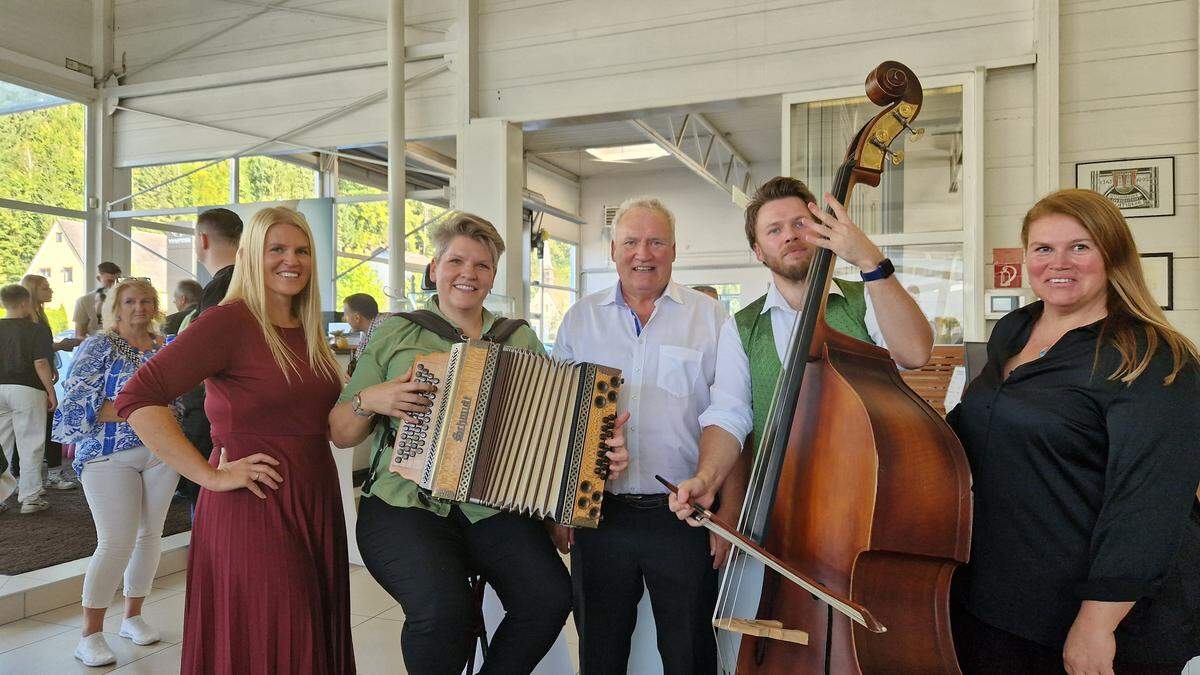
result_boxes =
[657,345,703,398]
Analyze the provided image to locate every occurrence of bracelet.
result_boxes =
[351,393,374,418]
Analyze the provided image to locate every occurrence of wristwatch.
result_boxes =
[351,393,374,418]
[860,258,895,282]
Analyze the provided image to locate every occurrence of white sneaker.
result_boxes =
[118,615,160,646]
[45,473,79,490]
[74,633,116,667]
[19,497,49,514]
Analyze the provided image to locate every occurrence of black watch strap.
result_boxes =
[860,258,895,282]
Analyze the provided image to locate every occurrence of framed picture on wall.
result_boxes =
[1075,156,1175,218]
[1140,252,1174,311]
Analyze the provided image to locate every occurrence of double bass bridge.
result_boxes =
[712,618,809,646]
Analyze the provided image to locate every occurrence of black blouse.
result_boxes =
[948,302,1200,662]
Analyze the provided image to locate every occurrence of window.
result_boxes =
[129,227,197,310]
[0,79,88,327]
[530,238,578,348]
[788,80,977,343]
[333,192,443,309]
[62,267,73,284]
[131,160,232,215]
[0,81,85,211]
[238,155,318,203]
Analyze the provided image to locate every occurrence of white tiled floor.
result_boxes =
[0,565,401,674]
[0,564,582,674]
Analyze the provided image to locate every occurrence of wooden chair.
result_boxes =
[899,345,964,417]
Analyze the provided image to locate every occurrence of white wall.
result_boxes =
[1057,0,1198,340]
[525,163,580,243]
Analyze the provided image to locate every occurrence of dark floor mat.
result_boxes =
[0,486,192,576]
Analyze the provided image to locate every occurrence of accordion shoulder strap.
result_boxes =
[397,310,529,345]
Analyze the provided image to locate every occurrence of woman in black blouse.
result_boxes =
[949,189,1200,675]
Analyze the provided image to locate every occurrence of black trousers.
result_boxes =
[357,496,572,675]
[572,493,718,675]
[952,601,1188,675]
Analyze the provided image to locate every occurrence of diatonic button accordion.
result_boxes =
[390,340,623,528]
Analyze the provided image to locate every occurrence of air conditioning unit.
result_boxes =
[601,205,619,242]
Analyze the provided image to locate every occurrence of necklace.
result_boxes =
[108,333,156,367]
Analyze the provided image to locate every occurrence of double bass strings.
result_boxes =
[714,262,814,643]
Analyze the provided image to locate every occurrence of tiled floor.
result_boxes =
[0,565,582,674]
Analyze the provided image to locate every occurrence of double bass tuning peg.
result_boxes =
[891,110,924,142]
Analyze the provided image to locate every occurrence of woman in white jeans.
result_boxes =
[53,278,181,668]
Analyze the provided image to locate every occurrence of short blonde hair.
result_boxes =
[102,278,164,334]
[612,196,676,242]
[431,212,506,264]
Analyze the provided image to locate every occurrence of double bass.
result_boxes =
[687,62,974,674]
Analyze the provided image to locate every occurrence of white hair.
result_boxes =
[612,196,676,242]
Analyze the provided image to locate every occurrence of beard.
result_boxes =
[762,246,813,283]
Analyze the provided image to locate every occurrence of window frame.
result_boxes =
[781,70,984,342]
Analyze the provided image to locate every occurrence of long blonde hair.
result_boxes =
[222,206,340,383]
[1022,189,1198,385]
[19,274,50,326]
[101,278,164,336]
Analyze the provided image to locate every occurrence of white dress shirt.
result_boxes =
[698,280,886,446]
[553,281,727,494]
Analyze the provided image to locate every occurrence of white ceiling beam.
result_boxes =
[106,44,452,100]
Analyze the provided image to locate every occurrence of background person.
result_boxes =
[341,292,387,376]
[174,207,243,509]
[73,262,121,337]
[163,279,202,335]
[52,278,179,667]
[0,284,56,515]
[21,273,80,490]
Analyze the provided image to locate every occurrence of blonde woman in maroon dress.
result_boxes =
[117,206,354,674]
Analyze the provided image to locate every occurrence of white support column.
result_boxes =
[387,0,407,311]
[1035,0,1060,196]
[458,119,526,318]
[88,0,130,275]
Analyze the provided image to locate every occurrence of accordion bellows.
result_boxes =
[390,340,622,528]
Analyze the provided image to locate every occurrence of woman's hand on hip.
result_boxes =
[206,448,283,499]
[359,364,437,424]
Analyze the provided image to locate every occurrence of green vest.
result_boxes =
[734,278,873,451]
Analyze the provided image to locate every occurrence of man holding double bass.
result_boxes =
[669,175,934,523]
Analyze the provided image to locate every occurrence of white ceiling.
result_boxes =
[524,95,782,178]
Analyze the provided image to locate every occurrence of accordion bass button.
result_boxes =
[592,491,603,502]
[588,507,600,519]
[580,480,592,492]
[578,497,590,509]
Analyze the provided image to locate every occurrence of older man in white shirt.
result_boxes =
[553,196,726,675]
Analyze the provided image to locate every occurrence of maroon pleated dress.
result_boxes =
[116,301,355,675]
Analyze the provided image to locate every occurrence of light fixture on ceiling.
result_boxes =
[585,143,669,163]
